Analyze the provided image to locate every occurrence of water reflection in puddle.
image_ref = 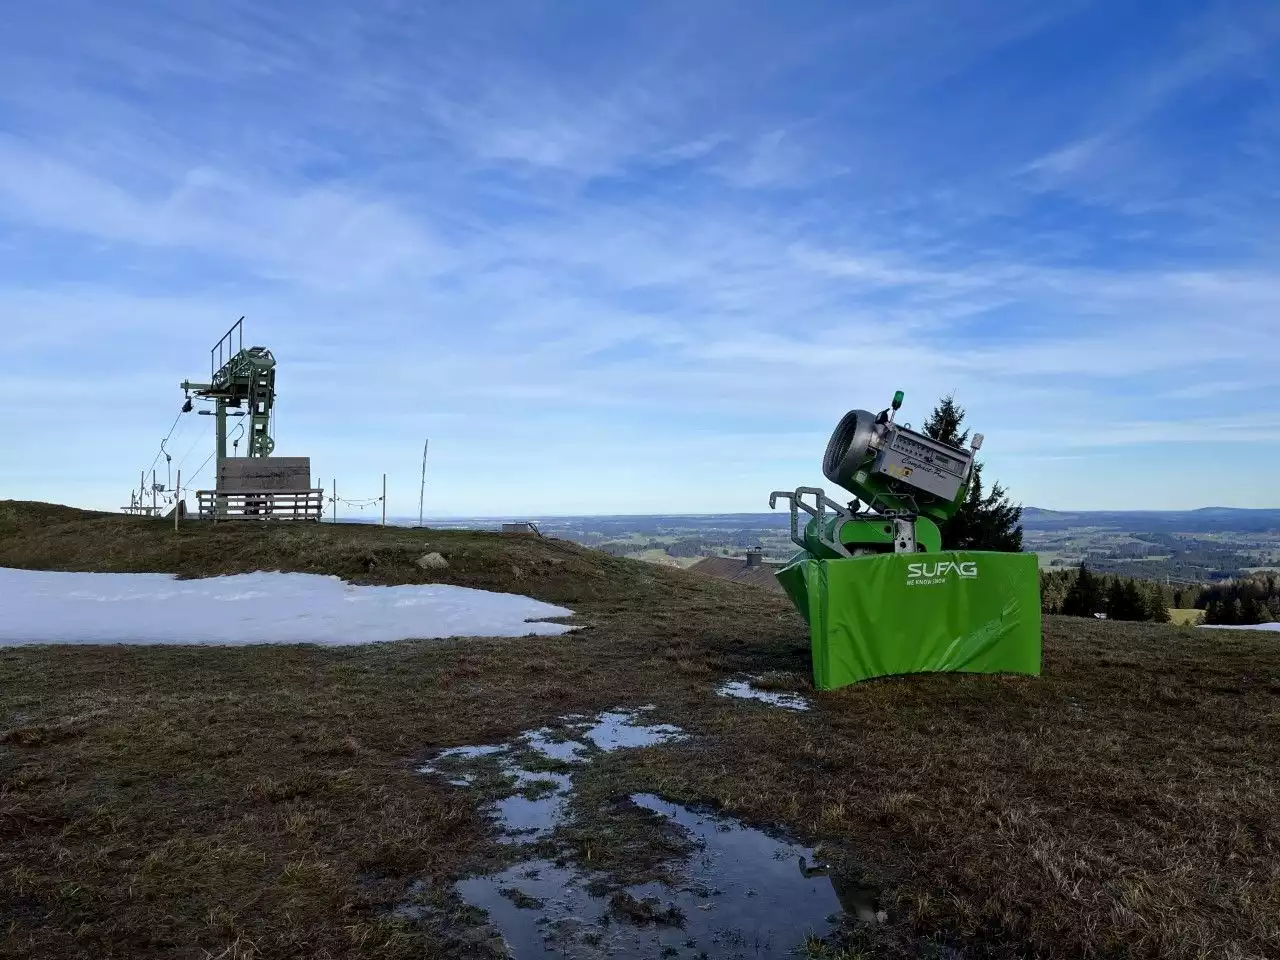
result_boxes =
[418,707,687,840]
[492,772,573,842]
[413,707,873,957]
[521,729,589,763]
[458,794,848,959]
[716,679,811,711]
[577,710,686,751]
[516,709,686,761]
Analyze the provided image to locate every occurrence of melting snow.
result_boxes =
[717,678,811,711]
[409,710,880,956]
[0,568,574,646]
[417,708,687,840]
[1198,622,1280,632]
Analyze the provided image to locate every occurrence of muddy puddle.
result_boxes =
[418,707,687,842]
[413,706,876,958]
[457,794,861,958]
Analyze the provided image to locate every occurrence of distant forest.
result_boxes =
[1041,566,1172,623]
[1193,574,1280,625]
[1042,565,1279,626]
[1035,529,1279,582]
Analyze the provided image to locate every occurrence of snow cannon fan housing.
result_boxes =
[822,399,979,524]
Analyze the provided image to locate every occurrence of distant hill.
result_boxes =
[398,507,1280,583]
[1021,507,1280,534]
[399,509,1280,539]
[405,509,1280,535]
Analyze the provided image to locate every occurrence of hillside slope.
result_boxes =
[1,501,1278,960]
[0,500,690,610]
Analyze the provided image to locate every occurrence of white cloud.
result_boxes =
[1,1,1279,513]
[1017,3,1280,208]
[0,137,448,290]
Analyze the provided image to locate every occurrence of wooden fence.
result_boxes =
[196,489,325,522]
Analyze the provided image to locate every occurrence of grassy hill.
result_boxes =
[1,501,1277,959]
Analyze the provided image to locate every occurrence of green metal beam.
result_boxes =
[180,319,278,477]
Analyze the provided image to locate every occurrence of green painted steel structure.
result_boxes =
[770,390,1041,689]
[180,318,276,464]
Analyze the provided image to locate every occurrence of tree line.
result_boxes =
[1040,565,1172,622]
[919,393,1277,628]
[1194,574,1279,625]
[1042,565,1280,626]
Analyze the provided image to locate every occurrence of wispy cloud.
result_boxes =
[1017,3,1280,218]
[0,137,449,290]
[1,0,1278,513]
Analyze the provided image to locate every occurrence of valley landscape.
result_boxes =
[2,501,1278,960]
[420,508,1280,583]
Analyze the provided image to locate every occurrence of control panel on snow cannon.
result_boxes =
[767,389,1042,690]
[821,389,980,526]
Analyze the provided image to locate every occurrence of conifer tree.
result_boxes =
[922,395,1023,552]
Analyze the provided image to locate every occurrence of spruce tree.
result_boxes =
[921,395,1023,552]
[1145,583,1170,623]
[1100,583,1121,619]
[1122,579,1146,621]
[1063,564,1102,617]
[1241,590,1264,625]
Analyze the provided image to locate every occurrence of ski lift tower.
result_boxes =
[180,317,276,463]
[180,318,322,520]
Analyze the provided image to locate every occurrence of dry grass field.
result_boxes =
[1,501,1277,959]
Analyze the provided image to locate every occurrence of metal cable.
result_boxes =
[185,450,217,492]
[149,411,182,468]
[174,427,207,474]
[145,409,186,476]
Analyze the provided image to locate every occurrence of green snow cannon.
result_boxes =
[769,391,1041,690]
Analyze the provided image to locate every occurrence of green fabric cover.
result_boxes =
[782,551,1041,690]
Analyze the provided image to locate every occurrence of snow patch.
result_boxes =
[0,568,574,646]
[717,678,811,711]
[1197,622,1280,632]
[417,708,687,842]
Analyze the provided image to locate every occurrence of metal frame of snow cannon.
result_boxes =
[771,390,981,561]
[768,390,1042,690]
[768,488,926,559]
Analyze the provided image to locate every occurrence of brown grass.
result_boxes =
[1,500,1278,959]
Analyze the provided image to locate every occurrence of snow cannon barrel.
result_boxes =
[821,396,979,524]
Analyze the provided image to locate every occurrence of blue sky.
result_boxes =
[2,0,1278,515]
